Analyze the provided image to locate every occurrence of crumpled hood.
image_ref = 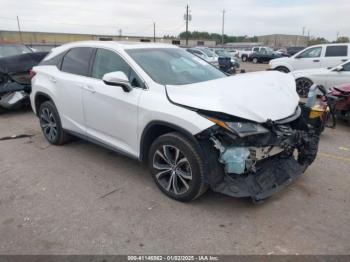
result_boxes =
[166,71,299,123]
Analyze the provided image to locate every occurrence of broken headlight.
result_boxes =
[206,117,269,137]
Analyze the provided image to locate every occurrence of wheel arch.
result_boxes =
[271,62,293,72]
[34,92,55,116]
[139,120,205,163]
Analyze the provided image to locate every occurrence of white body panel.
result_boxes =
[291,60,350,91]
[167,71,299,123]
[30,41,300,159]
[270,44,350,72]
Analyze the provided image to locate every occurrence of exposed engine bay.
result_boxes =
[196,106,320,202]
[0,52,48,109]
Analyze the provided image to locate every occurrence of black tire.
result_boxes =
[241,55,248,62]
[275,66,290,73]
[252,57,258,64]
[148,132,208,202]
[296,78,313,98]
[38,101,72,145]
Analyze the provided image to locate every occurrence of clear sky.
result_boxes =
[0,0,348,41]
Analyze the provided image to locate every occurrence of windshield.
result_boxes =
[126,48,226,85]
[0,45,32,58]
[265,47,274,54]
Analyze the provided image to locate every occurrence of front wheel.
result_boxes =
[252,57,258,64]
[296,78,313,98]
[148,132,208,202]
[241,55,248,62]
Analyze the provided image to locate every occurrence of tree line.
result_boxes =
[175,31,258,44]
[164,31,350,46]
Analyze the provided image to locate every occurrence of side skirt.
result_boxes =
[64,129,140,161]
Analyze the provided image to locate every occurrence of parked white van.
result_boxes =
[269,43,350,73]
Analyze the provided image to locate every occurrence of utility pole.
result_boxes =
[221,9,225,46]
[16,15,23,44]
[185,5,189,46]
[153,22,156,42]
[118,29,122,40]
[336,31,340,41]
[302,26,305,36]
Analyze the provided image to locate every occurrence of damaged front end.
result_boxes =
[196,106,319,202]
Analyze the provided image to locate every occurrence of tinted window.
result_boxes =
[298,47,322,58]
[190,49,203,56]
[61,47,94,76]
[342,62,350,71]
[325,46,348,57]
[39,51,66,68]
[92,49,142,88]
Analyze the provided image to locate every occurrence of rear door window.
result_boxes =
[61,47,94,76]
[342,62,350,71]
[325,46,348,57]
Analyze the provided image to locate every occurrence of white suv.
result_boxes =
[30,41,320,203]
[270,43,350,73]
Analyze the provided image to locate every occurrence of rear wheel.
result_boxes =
[39,101,72,145]
[148,132,208,202]
[296,78,313,98]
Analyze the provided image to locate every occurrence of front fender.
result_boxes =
[270,60,294,72]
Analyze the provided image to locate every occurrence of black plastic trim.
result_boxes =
[65,129,139,161]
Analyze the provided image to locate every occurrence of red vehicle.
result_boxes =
[329,83,350,123]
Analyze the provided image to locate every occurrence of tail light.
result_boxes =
[29,69,36,79]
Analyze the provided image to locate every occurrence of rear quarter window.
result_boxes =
[61,47,94,76]
[325,46,348,57]
[39,51,66,68]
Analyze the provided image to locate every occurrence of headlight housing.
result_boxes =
[207,117,269,137]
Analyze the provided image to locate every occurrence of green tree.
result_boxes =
[307,37,329,46]
[178,31,259,44]
[335,36,350,43]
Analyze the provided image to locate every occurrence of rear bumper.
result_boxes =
[212,156,305,201]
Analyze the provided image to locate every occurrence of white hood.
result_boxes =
[166,71,299,123]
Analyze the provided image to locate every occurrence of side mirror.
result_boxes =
[102,71,132,92]
[334,65,343,72]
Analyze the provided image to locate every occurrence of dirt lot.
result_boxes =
[0,62,349,255]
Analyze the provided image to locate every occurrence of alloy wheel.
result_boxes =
[153,145,192,195]
[40,107,58,142]
[296,78,313,98]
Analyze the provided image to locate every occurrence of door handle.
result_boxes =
[341,59,347,62]
[84,85,96,93]
[313,59,320,62]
